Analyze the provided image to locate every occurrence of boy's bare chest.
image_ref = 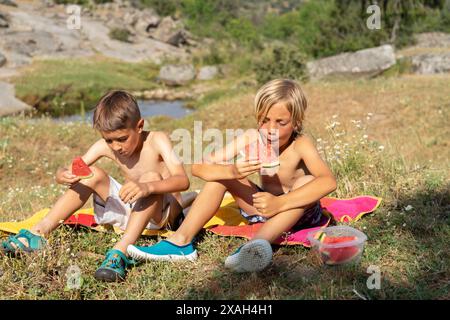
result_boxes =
[113,147,163,182]
[260,146,306,192]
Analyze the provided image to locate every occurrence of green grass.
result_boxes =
[13,57,160,116]
[0,74,449,299]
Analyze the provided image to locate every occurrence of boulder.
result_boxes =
[149,16,191,47]
[0,82,32,117]
[197,65,219,80]
[0,52,5,67]
[414,32,450,48]
[307,45,396,80]
[81,19,187,64]
[158,64,196,85]
[0,30,60,58]
[411,53,450,74]
[0,12,9,28]
[133,11,161,36]
[0,0,17,7]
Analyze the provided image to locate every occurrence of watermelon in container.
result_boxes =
[71,156,93,179]
[307,226,367,266]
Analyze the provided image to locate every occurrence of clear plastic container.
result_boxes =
[307,226,368,266]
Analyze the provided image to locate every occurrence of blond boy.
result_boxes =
[128,79,337,272]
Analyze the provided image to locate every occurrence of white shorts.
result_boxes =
[93,176,170,231]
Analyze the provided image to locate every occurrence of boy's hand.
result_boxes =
[119,181,152,204]
[233,160,261,179]
[56,168,81,186]
[252,192,281,218]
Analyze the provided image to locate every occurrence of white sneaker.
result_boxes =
[224,239,272,272]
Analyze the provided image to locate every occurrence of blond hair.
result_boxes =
[254,79,308,137]
[93,90,141,132]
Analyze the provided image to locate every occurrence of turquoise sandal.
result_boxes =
[94,249,136,282]
[1,229,46,254]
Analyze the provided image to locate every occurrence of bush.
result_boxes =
[139,0,180,16]
[225,18,260,48]
[109,28,132,43]
[260,0,450,59]
[253,45,308,85]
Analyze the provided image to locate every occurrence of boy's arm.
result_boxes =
[277,136,337,211]
[55,139,107,185]
[192,129,261,181]
[145,132,190,194]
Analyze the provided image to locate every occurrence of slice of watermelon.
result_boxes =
[322,235,357,244]
[320,246,361,265]
[241,140,280,169]
[72,156,93,179]
[317,234,360,265]
[260,141,280,169]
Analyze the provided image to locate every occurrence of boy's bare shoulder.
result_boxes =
[145,131,172,149]
[82,138,112,163]
[292,134,317,155]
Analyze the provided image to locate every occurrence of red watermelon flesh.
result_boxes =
[320,246,361,265]
[322,236,357,244]
[72,157,93,179]
[317,235,360,265]
[243,141,279,168]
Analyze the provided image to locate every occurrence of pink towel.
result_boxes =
[208,196,382,246]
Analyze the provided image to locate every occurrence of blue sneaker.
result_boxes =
[224,239,272,272]
[127,240,198,262]
[1,229,46,255]
[94,249,136,282]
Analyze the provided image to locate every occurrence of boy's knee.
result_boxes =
[78,166,108,186]
[292,175,315,190]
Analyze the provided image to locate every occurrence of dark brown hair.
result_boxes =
[93,90,141,132]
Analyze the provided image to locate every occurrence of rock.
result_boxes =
[133,11,161,36]
[411,53,450,74]
[0,52,5,67]
[149,16,191,47]
[0,10,93,67]
[197,65,219,80]
[81,19,187,63]
[0,82,32,117]
[0,0,17,7]
[0,30,60,58]
[307,45,396,80]
[158,64,196,86]
[0,12,9,28]
[414,32,450,48]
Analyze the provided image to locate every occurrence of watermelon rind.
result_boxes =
[262,160,280,168]
[77,173,94,180]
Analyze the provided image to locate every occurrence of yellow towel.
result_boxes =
[0,194,242,237]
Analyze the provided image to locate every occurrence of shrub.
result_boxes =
[109,28,132,43]
[253,45,308,85]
